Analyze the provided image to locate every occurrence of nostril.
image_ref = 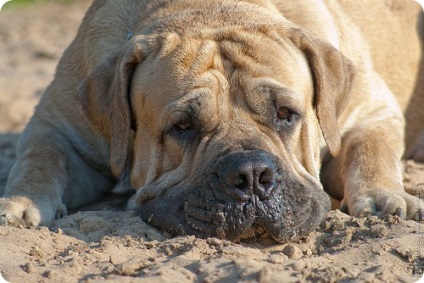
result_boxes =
[258,167,273,185]
[235,175,249,190]
[226,170,255,202]
[255,167,276,200]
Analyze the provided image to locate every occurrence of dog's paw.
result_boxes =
[345,189,424,220]
[0,196,67,228]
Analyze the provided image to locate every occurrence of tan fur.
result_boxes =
[0,0,422,237]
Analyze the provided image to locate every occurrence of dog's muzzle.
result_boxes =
[136,150,330,242]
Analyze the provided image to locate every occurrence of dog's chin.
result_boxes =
[134,181,330,243]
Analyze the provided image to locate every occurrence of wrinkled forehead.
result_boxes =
[131,29,312,124]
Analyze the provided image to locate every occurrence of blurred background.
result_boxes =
[0,0,90,133]
[2,0,73,10]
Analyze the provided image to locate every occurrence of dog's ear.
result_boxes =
[77,39,145,177]
[289,28,355,156]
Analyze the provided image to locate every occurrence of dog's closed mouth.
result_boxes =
[183,180,328,242]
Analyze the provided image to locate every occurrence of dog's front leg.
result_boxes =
[0,116,113,227]
[322,119,424,220]
[0,118,68,227]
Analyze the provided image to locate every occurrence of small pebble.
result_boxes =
[268,254,288,264]
[22,262,35,274]
[282,244,303,259]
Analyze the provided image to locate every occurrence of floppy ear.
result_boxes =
[77,40,145,177]
[289,28,355,156]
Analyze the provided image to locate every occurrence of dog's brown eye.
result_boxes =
[175,120,191,133]
[277,107,291,121]
[170,118,196,143]
[276,106,297,128]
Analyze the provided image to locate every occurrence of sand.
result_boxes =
[0,1,423,282]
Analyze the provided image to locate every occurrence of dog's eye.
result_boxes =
[169,119,196,143]
[277,106,297,127]
[175,119,191,133]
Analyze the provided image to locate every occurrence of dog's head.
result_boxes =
[78,5,355,242]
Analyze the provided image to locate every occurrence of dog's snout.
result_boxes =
[231,162,275,201]
[212,151,277,202]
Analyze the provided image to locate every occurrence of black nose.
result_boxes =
[211,150,277,202]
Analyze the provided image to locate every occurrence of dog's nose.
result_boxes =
[212,151,277,202]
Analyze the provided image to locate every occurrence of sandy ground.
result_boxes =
[0,1,424,282]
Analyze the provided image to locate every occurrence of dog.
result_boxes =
[0,0,423,242]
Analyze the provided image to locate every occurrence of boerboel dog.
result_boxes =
[0,0,423,242]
